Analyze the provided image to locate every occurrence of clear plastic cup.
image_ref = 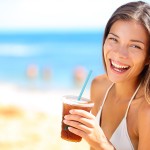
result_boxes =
[61,95,94,142]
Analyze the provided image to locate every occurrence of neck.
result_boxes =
[112,80,141,102]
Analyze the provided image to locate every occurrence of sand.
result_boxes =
[0,83,90,150]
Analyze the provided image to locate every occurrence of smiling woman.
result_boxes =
[104,20,149,82]
[62,1,150,150]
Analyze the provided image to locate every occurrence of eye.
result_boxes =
[131,45,142,50]
[109,37,118,42]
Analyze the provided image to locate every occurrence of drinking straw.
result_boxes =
[77,70,92,100]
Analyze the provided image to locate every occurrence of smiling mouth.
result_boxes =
[110,59,130,73]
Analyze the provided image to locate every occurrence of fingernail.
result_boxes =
[68,127,71,130]
[63,120,67,123]
[69,110,73,114]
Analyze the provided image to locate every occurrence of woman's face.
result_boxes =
[103,20,149,83]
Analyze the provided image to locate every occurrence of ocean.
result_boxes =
[0,31,105,89]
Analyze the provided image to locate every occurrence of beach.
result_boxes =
[0,82,90,150]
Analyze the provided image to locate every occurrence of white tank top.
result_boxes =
[96,83,141,150]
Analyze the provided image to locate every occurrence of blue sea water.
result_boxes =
[0,31,105,89]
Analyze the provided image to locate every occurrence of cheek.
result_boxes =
[132,55,147,71]
[103,43,109,56]
[131,51,147,64]
[103,41,116,53]
[103,46,107,63]
[103,46,110,70]
[103,43,113,60]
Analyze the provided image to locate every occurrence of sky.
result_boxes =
[0,0,149,31]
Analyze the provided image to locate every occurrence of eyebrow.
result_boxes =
[130,40,144,45]
[108,33,145,45]
[108,33,119,38]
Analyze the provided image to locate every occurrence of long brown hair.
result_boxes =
[102,1,150,103]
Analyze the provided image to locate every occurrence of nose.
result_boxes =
[115,45,128,59]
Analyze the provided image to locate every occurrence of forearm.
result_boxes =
[89,135,116,150]
[91,144,115,150]
[100,141,116,150]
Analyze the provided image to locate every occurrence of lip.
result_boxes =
[109,59,130,74]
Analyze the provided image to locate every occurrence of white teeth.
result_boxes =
[111,60,129,69]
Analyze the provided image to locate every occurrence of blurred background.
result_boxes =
[0,0,149,149]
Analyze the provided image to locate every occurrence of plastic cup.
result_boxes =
[61,95,94,142]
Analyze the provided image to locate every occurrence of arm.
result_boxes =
[63,75,115,149]
[138,102,150,150]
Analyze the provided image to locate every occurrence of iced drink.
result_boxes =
[61,95,94,142]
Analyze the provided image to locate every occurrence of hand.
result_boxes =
[63,109,112,150]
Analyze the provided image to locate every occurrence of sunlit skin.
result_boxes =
[63,20,150,150]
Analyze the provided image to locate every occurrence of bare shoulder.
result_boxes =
[90,74,112,116]
[138,99,150,123]
[91,74,111,95]
[91,74,109,86]
[138,99,150,125]
[138,99,150,149]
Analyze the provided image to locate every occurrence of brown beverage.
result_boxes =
[61,95,94,142]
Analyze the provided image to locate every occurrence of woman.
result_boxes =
[63,1,150,149]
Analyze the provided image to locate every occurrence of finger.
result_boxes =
[63,119,92,134]
[69,109,95,119]
[64,114,95,128]
[68,126,86,138]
